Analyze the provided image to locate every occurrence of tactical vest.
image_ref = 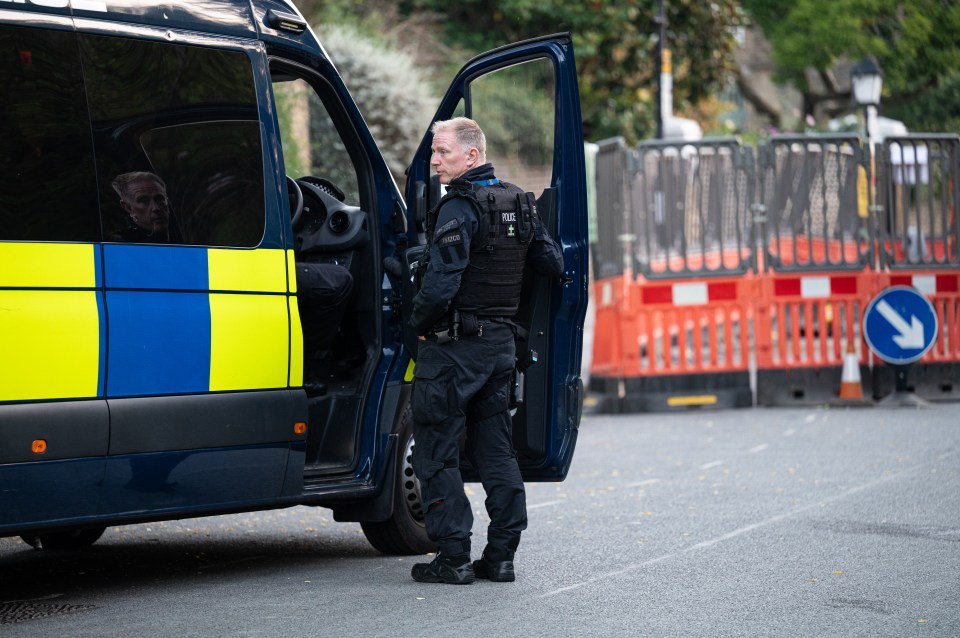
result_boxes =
[429,178,537,317]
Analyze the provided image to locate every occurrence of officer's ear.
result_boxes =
[467,147,480,167]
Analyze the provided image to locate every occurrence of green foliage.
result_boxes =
[742,0,960,133]
[296,0,401,36]
[272,87,309,177]
[394,0,744,144]
[298,0,960,143]
[884,74,960,135]
[470,60,555,166]
[317,24,438,180]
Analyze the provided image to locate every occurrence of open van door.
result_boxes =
[403,34,588,481]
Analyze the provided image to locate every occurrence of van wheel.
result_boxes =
[20,527,106,550]
[360,405,437,555]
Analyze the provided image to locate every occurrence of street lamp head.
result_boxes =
[851,56,883,107]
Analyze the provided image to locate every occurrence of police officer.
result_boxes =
[110,171,174,243]
[409,117,563,584]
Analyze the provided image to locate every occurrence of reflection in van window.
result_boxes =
[109,171,174,243]
[80,35,265,247]
[0,25,100,242]
[140,122,265,247]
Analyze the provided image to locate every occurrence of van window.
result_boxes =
[469,58,556,198]
[272,76,361,205]
[0,25,101,242]
[79,35,266,247]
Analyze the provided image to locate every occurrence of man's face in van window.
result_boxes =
[122,179,170,235]
[431,130,478,185]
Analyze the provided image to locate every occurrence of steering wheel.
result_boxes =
[287,175,304,230]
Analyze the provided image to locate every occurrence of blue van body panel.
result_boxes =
[99,445,289,513]
[0,458,104,529]
[76,0,256,37]
[546,37,589,477]
[252,53,294,251]
[104,245,209,290]
[0,3,585,543]
[0,444,304,535]
[280,440,306,495]
[108,291,213,396]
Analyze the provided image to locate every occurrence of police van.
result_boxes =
[0,0,588,553]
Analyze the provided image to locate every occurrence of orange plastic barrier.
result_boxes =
[885,272,960,362]
[589,273,754,412]
[765,235,870,270]
[870,271,960,401]
[755,272,872,369]
[590,274,630,379]
[881,239,954,265]
[754,271,874,405]
[627,274,753,376]
[590,268,960,410]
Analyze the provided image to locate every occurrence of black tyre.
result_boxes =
[20,527,106,550]
[360,405,437,555]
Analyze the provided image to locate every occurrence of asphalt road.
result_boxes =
[2,405,958,637]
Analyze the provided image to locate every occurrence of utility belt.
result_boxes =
[427,310,520,344]
[425,311,535,410]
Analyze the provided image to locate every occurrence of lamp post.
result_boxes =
[654,0,668,139]
[851,57,884,242]
[851,57,883,144]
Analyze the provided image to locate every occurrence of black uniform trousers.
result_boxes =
[411,319,527,558]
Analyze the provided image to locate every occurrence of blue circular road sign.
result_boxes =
[863,285,938,365]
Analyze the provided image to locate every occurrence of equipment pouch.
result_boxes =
[515,192,536,243]
[509,349,538,409]
[510,367,525,409]
[458,312,479,337]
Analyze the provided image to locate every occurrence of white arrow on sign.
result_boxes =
[876,299,925,349]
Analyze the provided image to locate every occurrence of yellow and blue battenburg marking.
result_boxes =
[0,242,297,403]
[103,245,291,396]
[0,243,104,402]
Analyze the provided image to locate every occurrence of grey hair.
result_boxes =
[111,171,166,201]
[431,117,487,164]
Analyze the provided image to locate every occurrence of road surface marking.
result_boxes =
[528,500,563,510]
[539,457,943,598]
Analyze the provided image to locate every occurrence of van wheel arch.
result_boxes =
[360,404,436,555]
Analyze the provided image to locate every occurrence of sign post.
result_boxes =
[863,286,938,406]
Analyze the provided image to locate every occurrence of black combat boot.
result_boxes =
[472,549,515,582]
[411,553,475,585]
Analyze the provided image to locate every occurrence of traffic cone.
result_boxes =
[838,341,864,400]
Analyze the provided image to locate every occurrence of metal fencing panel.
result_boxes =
[592,137,633,279]
[757,134,872,272]
[594,134,960,279]
[633,138,754,279]
[876,135,960,269]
